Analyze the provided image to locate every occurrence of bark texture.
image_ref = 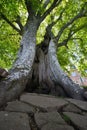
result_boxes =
[0,16,39,106]
[0,17,87,107]
[26,39,85,100]
[47,40,85,100]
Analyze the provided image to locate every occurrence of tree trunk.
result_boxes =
[47,40,85,100]
[0,19,86,107]
[0,16,39,107]
[26,39,85,100]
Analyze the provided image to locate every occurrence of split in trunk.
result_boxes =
[26,38,85,101]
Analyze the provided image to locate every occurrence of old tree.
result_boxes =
[0,0,87,106]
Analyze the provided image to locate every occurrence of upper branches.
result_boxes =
[45,8,65,39]
[55,2,87,43]
[57,23,87,48]
[0,12,24,35]
[43,0,50,8]
[43,2,87,49]
[41,0,62,22]
[25,0,42,17]
[25,0,34,16]
[15,15,23,32]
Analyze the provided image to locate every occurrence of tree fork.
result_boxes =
[26,42,67,97]
[25,38,86,100]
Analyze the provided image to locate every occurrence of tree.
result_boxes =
[0,0,87,107]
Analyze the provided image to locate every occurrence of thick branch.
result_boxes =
[25,0,30,14]
[25,0,35,16]
[0,13,22,35]
[55,4,87,42]
[41,0,62,22]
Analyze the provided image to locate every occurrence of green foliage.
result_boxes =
[0,0,27,25]
[55,0,87,76]
[0,0,87,76]
[0,21,20,69]
[62,114,70,122]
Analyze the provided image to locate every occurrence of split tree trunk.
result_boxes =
[26,39,85,100]
[0,19,86,107]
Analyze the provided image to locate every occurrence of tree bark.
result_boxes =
[0,16,39,107]
[0,18,86,107]
[26,39,85,100]
[47,39,85,100]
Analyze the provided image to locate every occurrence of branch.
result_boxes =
[45,8,65,39]
[41,0,62,21]
[73,24,87,33]
[51,7,65,28]
[71,38,83,43]
[25,0,35,16]
[55,3,87,42]
[15,15,23,32]
[57,31,72,48]
[25,0,30,14]
[43,0,50,8]
[40,9,64,46]
[57,24,87,48]
[0,13,22,35]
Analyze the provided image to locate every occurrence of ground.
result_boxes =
[0,93,87,130]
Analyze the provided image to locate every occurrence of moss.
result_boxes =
[62,114,71,122]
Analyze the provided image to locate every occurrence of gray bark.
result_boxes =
[0,16,39,106]
[48,39,85,100]
[0,16,86,107]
